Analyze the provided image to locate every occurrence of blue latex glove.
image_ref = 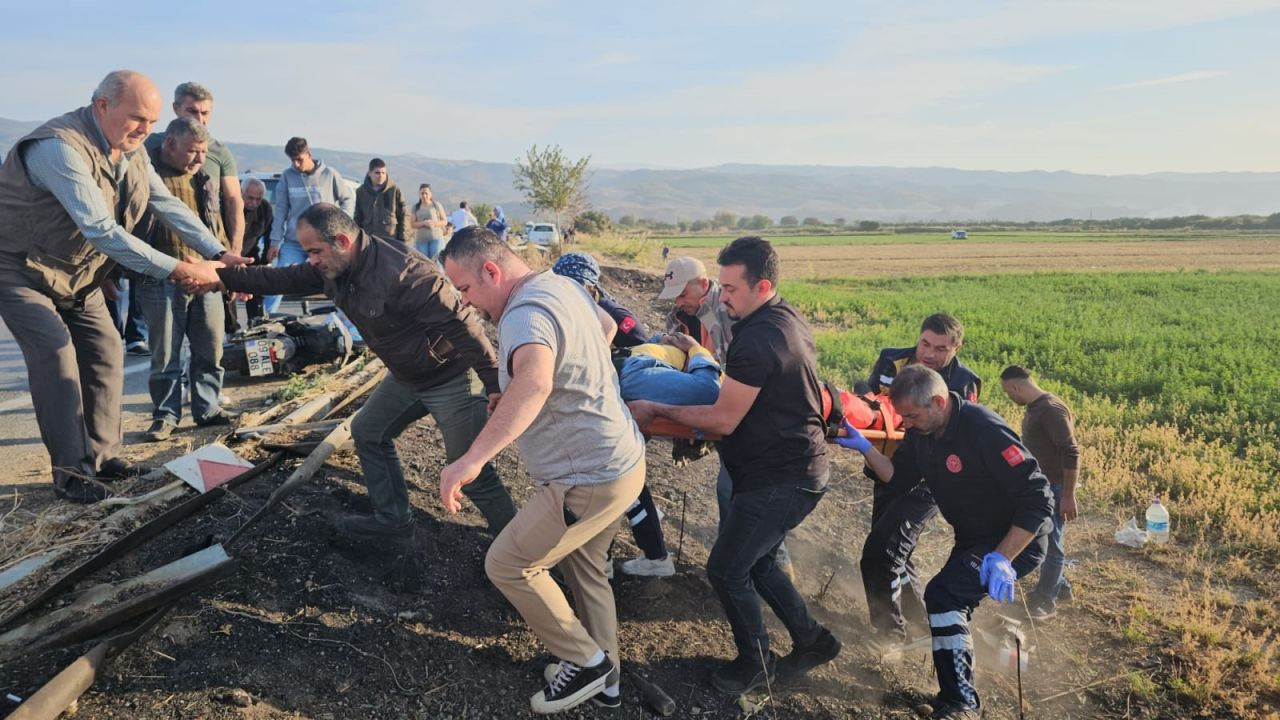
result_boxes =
[978,552,1016,603]
[834,419,872,452]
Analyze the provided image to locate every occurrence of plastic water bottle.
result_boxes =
[1145,497,1170,544]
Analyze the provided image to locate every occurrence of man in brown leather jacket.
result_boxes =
[211,203,517,542]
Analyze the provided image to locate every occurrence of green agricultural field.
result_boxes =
[786,269,1280,713]
[784,270,1280,552]
[661,230,1275,248]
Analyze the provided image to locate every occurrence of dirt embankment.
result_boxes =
[0,264,1170,719]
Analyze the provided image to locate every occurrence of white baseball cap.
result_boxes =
[658,257,707,300]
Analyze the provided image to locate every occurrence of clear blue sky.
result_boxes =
[3,0,1277,173]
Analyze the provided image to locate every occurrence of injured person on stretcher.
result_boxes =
[623,333,906,452]
[617,332,723,407]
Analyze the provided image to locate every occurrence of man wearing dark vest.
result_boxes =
[0,70,248,503]
[145,82,246,334]
[137,117,236,441]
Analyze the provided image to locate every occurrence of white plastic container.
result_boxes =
[1145,497,1170,544]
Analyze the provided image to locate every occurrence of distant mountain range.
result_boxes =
[4,116,1278,222]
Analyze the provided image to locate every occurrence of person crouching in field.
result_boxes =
[440,228,645,714]
[837,365,1052,720]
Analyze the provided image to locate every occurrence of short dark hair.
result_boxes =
[459,200,468,209]
[888,364,948,408]
[368,157,386,171]
[717,236,779,287]
[1000,365,1032,381]
[297,203,358,245]
[174,81,213,104]
[439,226,513,267]
[164,116,209,144]
[419,183,431,190]
[285,137,309,158]
[921,313,964,344]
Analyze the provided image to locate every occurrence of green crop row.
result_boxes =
[783,270,1280,554]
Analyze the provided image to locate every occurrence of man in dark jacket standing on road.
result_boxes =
[354,158,409,243]
[208,203,517,540]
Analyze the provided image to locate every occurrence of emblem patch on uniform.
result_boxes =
[1001,444,1024,467]
[619,317,636,333]
[945,454,963,473]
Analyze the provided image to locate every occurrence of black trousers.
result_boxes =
[925,537,1046,712]
[860,481,938,637]
[707,480,827,659]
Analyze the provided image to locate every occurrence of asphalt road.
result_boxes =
[0,300,309,487]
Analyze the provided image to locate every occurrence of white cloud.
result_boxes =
[1108,71,1228,90]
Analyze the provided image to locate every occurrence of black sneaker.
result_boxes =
[126,341,150,356]
[54,476,112,504]
[542,663,620,708]
[334,512,414,542]
[777,627,842,681]
[145,419,175,442]
[531,655,614,714]
[98,457,154,481]
[710,651,777,695]
[196,410,240,427]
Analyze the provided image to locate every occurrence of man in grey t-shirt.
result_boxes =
[440,228,645,715]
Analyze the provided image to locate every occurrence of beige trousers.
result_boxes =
[485,461,645,671]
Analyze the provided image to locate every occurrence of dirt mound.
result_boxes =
[0,264,1125,719]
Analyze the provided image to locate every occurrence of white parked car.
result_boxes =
[526,223,560,251]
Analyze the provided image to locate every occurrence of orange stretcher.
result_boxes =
[639,384,906,456]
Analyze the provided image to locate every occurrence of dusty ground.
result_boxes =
[0,267,1236,719]
[670,237,1280,278]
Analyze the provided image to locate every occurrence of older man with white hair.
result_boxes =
[0,70,250,503]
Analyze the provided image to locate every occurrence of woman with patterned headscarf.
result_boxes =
[552,252,649,347]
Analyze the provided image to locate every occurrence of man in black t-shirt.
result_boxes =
[628,237,840,695]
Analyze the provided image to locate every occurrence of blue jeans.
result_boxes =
[707,479,828,659]
[137,278,224,425]
[716,459,793,569]
[263,239,308,315]
[1030,483,1072,610]
[105,277,148,346]
[415,238,443,262]
[619,354,721,405]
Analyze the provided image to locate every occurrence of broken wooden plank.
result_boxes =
[227,419,353,549]
[0,454,282,632]
[0,544,234,662]
[232,418,342,439]
[7,601,175,720]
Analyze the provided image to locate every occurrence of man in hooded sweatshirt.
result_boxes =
[263,136,355,314]
[354,157,409,243]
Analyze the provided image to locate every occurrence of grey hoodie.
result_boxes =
[270,159,356,246]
